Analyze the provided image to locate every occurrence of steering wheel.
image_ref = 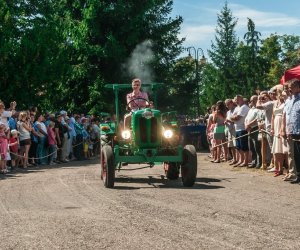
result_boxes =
[127,97,150,111]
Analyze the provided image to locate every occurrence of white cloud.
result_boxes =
[175,1,300,55]
[180,24,215,42]
[229,3,300,29]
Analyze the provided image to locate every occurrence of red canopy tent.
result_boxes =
[280,64,300,84]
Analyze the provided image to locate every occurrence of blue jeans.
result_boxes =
[48,145,57,163]
[36,137,48,164]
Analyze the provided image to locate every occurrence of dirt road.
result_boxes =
[0,153,299,250]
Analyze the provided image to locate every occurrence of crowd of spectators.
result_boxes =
[206,78,300,184]
[0,102,101,174]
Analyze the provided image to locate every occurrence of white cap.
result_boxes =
[11,129,19,134]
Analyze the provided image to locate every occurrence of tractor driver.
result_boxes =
[124,78,150,129]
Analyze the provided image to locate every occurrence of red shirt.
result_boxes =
[9,137,18,153]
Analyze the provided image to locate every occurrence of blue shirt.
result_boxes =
[286,93,300,135]
[8,117,17,130]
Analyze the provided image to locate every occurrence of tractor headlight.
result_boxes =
[163,129,173,139]
[121,130,131,139]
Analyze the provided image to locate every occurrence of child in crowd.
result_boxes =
[0,122,8,173]
[47,121,57,165]
[83,139,89,159]
[9,129,20,170]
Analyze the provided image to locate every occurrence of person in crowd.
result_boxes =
[9,129,20,170]
[284,79,300,183]
[281,80,297,181]
[225,99,237,165]
[67,114,77,160]
[0,122,8,173]
[204,107,211,125]
[270,89,288,177]
[35,112,48,165]
[8,112,18,131]
[212,101,228,163]
[206,105,216,160]
[17,111,32,168]
[91,118,101,156]
[245,95,262,168]
[84,124,93,159]
[0,100,17,136]
[60,110,71,162]
[54,113,65,163]
[256,91,275,169]
[47,121,57,165]
[230,95,250,167]
[73,115,84,161]
[28,112,39,166]
[124,78,150,129]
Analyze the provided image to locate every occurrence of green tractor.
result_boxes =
[100,83,197,188]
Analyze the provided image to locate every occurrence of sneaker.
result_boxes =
[49,162,57,166]
[267,167,277,172]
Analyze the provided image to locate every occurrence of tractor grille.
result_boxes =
[139,117,158,144]
[151,118,158,143]
[140,117,147,142]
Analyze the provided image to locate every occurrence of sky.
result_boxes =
[171,0,300,58]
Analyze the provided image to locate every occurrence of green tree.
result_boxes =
[1,1,183,113]
[55,0,184,113]
[259,34,283,88]
[205,1,239,102]
[0,0,69,110]
[237,18,265,95]
[279,34,300,69]
[164,57,197,115]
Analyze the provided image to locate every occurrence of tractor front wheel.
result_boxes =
[100,145,115,188]
[181,145,197,187]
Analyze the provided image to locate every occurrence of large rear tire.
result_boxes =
[100,145,115,188]
[181,145,197,187]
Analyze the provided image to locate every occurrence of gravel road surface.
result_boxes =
[1,153,299,250]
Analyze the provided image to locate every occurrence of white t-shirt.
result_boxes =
[245,107,259,128]
[226,109,235,132]
[233,104,250,131]
[17,121,31,141]
[0,110,12,130]
[35,121,48,136]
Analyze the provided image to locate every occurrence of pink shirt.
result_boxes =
[47,127,56,145]
[126,91,149,111]
[0,132,8,159]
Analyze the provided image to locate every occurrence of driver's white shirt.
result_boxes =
[126,91,149,110]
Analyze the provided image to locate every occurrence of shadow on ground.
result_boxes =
[114,175,225,190]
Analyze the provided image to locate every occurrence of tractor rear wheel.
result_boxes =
[181,145,197,187]
[164,162,179,180]
[100,145,115,188]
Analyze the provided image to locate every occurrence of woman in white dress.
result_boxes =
[271,90,288,177]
